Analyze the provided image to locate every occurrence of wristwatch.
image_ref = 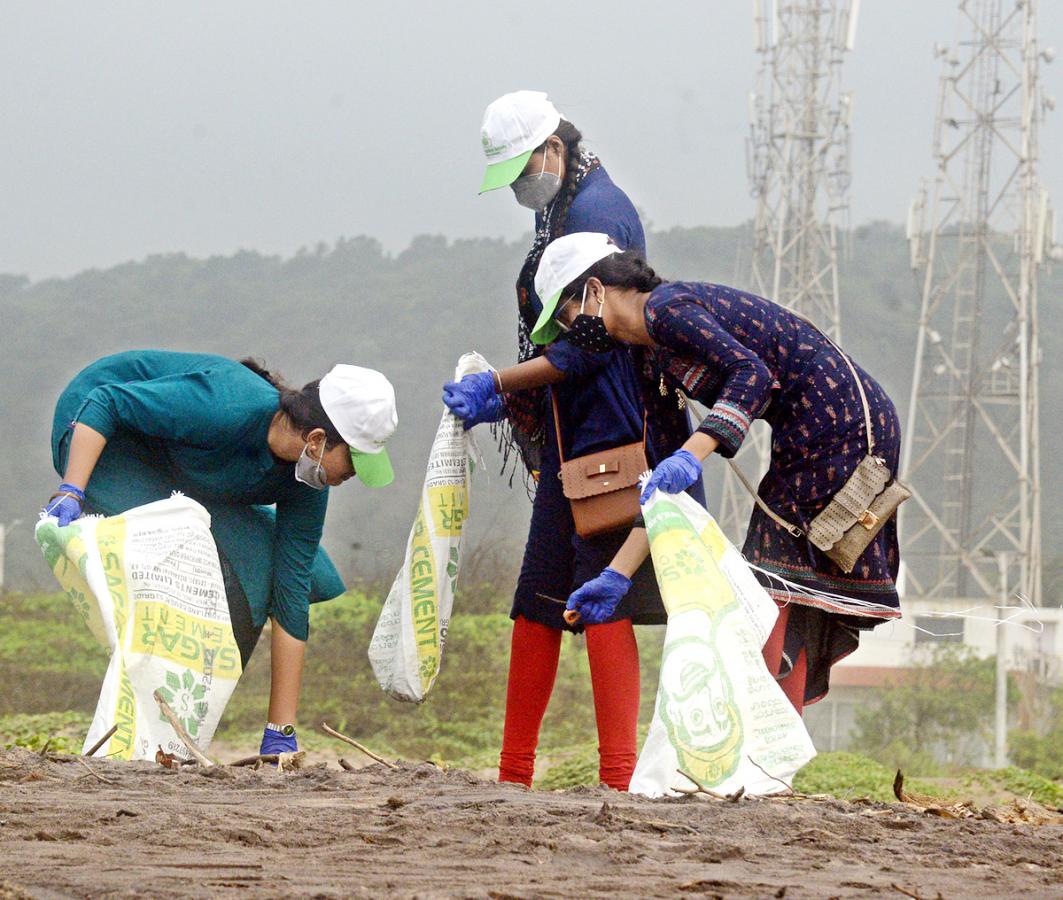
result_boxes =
[266,722,296,737]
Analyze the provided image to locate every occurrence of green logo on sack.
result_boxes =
[156,669,208,737]
[658,632,743,787]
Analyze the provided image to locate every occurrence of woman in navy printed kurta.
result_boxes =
[542,243,903,709]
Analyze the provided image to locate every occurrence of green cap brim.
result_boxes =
[351,446,394,488]
[530,289,563,345]
[478,149,534,193]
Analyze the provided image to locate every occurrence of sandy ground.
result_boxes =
[0,749,1061,899]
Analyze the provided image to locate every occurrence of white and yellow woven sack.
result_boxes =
[368,352,488,703]
[36,495,241,759]
[630,489,816,797]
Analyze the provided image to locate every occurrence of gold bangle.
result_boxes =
[493,370,504,393]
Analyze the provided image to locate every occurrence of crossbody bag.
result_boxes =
[552,392,649,539]
[728,337,911,574]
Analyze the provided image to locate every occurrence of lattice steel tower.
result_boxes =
[718,0,858,543]
[902,0,1057,604]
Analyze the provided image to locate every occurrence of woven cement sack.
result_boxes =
[36,495,241,759]
[368,352,489,702]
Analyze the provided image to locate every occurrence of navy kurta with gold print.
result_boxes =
[643,282,903,703]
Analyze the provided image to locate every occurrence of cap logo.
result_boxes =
[481,129,509,160]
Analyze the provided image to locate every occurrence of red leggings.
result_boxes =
[760,602,807,713]
[499,615,640,791]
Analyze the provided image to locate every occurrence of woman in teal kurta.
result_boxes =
[46,350,398,755]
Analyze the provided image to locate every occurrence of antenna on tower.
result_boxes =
[718,0,857,543]
[900,0,1054,605]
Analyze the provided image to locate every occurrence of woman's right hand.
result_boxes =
[564,567,633,626]
[442,372,502,430]
[42,483,86,526]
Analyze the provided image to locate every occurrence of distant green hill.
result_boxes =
[2,222,1060,601]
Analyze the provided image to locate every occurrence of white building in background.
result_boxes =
[803,598,1063,755]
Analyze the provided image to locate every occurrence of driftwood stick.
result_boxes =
[75,756,115,785]
[84,724,119,758]
[152,690,215,768]
[747,756,795,796]
[320,722,397,769]
[338,758,356,772]
[230,754,279,768]
[675,769,731,801]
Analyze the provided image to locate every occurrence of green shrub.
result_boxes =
[538,742,599,790]
[793,751,947,802]
[978,767,1063,808]
[0,711,92,753]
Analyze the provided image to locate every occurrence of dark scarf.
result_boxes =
[494,148,601,482]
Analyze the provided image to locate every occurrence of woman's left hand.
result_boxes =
[640,449,702,503]
[564,567,632,625]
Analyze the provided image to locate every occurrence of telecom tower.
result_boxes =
[903,0,1056,605]
[718,0,858,543]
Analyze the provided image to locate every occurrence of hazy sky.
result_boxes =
[3,1,1062,279]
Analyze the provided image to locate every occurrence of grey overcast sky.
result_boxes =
[3,1,1062,279]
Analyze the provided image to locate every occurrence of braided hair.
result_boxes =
[547,121,584,241]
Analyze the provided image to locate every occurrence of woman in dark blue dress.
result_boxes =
[533,235,903,711]
[442,92,695,790]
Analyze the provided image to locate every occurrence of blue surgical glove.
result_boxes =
[640,449,703,504]
[442,372,502,430]
[566,567,633,626]
[42,483,86,527]
[260,725,298,756]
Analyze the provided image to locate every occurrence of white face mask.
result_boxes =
[294,442,327,490]
[511,148,563,210]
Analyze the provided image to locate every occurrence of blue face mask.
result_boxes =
[294,443,327,490]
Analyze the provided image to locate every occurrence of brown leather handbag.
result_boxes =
[552,392,649,539]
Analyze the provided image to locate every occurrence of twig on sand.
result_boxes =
[338,758,356,772]
[161,863,264,870]
[320,722,397,769]
[747,756,795,796]
[152,690,216,768]
[229,754,280,768]
[890,884,939,900]
[75,756,115,785]
[675,769,736,801]
[84,725,119,758]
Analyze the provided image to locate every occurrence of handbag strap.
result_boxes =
[725,458,804,537]
[724,312,875,538]
[788,312,875,457]
[550,388,647,466]
[833,343,875,457]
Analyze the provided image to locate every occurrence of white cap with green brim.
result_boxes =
[531,232,622,345]
[319,364,397,488]
[479,90,562,193]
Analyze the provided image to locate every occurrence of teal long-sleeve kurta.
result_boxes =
[51,350,345,641]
